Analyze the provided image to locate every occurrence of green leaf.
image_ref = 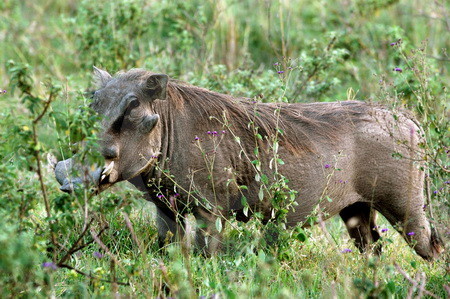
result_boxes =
[273,141,279,153]
[260,174,269,185]
[258,186,264,201]
[241,196,248,206]
[295,230,307,242]
[243,206,249,217]
[215,218,222,233]
[255,173,261,182]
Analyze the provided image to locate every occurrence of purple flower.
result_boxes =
[194,136,199,140]
[341,248,352,253]
[277,71,284,74]
[390,42,396,46]
[212,131,218,135]
[2,90,6,93]
[42,262,58,270]
[157,194,164,199]
[174,193,180,197]
[381,228,388,233]
[407,232,415,236]
[93,251,104,259]
[324,164,331,169]
[274,62,279,66]
[433,190,438,194]
[222,130,226,134]
[207,131,211,135]
[393,67,403,73]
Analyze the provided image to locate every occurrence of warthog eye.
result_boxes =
[129,99,140,109]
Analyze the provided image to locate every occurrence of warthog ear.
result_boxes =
[145,74,169,100]
[93,66,112,88]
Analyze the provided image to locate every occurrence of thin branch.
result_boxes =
[58,264,129,286]
[393,263,439,299]
[426,55,450,62]
[33,91,55,124]
[122,212,145,255]
[90,227,120,265]
[57,218,100,265]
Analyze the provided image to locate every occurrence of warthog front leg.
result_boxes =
[155,206,183,247]
[193,207,223,256]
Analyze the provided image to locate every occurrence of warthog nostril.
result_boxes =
[103,146,119,159]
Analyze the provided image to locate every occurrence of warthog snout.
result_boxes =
[54,158,102,193]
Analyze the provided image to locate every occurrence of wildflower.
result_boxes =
[274,62,279,66]
[341,248,352,253]
[174,193,180,197]
[324,164,331,169]
[390,42,396,46]
[381,228,388,233]
[222,130,226,134]
[207,131,211,135]
[393,67,403,72]
[42,262,58,270]
[407,232,415,236]
[433,190,438,194]
[212,131,218,135]
[277,71,284,74]
[93,251,104,259]
[2,90,6,93]
[157,194,164,199]
[194,136,199,141]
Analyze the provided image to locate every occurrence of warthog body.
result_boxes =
[55,68,443,259]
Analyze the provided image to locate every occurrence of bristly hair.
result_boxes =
[165,79,371,155]
[111,69,372,154]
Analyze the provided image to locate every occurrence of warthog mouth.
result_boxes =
[54,153,159,193]
[97,160,120,192]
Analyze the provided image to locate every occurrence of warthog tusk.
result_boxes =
[101,161,115,181]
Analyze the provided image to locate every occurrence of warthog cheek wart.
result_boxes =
[140,114,159,134]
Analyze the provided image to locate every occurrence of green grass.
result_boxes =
[0,0,449,297]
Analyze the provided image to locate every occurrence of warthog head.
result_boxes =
[55,67,167,193]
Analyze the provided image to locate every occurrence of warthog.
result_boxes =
[55,68,443,259]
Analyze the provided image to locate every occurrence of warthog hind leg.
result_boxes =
[340,202,381,254]
[376,198,444,261]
